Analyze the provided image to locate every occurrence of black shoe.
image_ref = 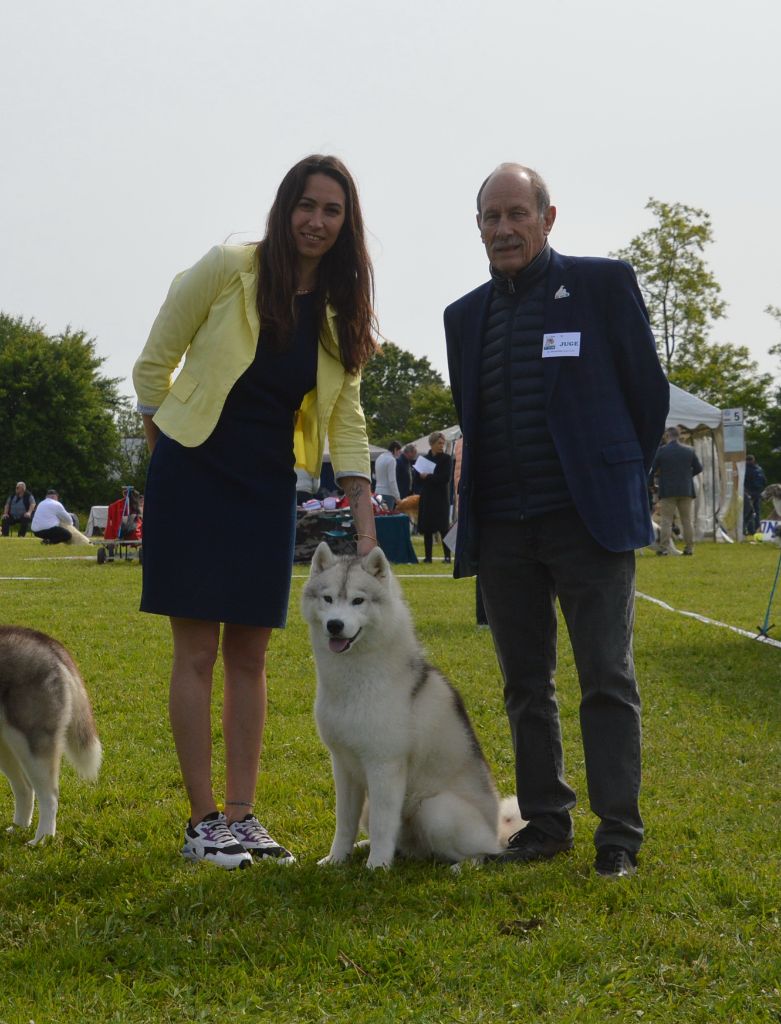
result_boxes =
[656,550,668,556]
[594,845,637,878]
[492,825,573,863]
[682,549,693,556]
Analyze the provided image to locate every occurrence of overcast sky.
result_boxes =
[2,0,779,403]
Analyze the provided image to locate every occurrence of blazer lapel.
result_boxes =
[543,250,579,405]
[240,271,261,342]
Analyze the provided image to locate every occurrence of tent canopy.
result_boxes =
[667,383,721,431]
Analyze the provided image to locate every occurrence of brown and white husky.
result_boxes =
[0,626,102,844]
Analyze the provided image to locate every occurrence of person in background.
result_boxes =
[652,426,703,556]
[417,431,452,563]
[373,440,401,509]
[743,454,767,535]
[31,489,76,544]
[445,162,668,879]
[396,443,418,499]
[134,155,378,870]
[2,481,36,537]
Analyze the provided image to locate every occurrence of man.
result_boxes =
[444,163,668,878]
[652,427,703,555]
[743,454,767,536]
[2,481,36,537]
[396,443,418,499]
[374,441,402,510]
[31,489,77,544]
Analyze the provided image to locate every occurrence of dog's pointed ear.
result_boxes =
[362,545,390,580]
[310,541,336,576]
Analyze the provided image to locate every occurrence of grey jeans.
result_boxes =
[478,508,643,852]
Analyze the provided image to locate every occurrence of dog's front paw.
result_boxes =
[317,850,351,866]
[27,832,53,847]
[365,854,393,870]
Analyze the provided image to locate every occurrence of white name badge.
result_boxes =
[542,332,581,358]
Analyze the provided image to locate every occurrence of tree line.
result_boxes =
[613,199,780,480]
[0,314,149,514]
[2,202,779,510]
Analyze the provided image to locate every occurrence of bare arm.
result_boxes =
[341,476,377,556]
[142,414,161,453]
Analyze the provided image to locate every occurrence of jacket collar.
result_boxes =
[490,242,551,295]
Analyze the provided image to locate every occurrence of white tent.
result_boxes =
[666,383,722,431]
[400,385,738,540]
[665,383,732,540]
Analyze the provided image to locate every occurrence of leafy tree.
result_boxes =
[766,304,781,358]
[748,305,781,484]
[360,341,454,444]
[668,339,772,428]
[0,313,123,511]
[612,199,726,373]
[405,383,458,442]
[111,398,151,494]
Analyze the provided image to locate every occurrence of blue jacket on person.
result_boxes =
[444,249,669,577]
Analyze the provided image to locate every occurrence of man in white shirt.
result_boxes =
[373,441,401,510]
[32,489,77,544]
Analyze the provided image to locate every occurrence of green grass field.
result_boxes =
[0,535,779,1023]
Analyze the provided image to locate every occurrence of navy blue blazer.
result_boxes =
[444,249,669,577]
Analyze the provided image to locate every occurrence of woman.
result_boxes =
[417,431,453,564]
[134,155,378,869]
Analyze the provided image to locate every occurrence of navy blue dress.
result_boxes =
[141,294,318,627]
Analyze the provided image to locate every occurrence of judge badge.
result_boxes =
[542,332,581,357]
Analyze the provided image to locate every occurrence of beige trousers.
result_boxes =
[658,496,695,553]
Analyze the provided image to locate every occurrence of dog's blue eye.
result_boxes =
[351,597,364,606]
[323,595,333,604]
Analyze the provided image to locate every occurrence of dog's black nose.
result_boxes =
[326,619,344,636]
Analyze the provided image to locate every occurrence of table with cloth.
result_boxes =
[86,506,109,536]
[294,510,417,564]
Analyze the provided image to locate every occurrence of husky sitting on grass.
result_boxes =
[0,626,102,845]
[302,542,503,869]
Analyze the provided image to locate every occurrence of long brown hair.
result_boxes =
[256,155,377,374]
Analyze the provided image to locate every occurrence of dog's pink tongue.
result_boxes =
[328,637,351,653]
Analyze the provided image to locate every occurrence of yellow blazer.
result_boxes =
[133,245,370,480]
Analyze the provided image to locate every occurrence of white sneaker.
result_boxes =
[181,812,252,869]
[228,815,296,863]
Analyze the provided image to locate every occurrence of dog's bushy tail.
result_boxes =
[64,524,92,546]
[63,663,102,781]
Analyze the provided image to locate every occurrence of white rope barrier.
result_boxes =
[636,591,781,650]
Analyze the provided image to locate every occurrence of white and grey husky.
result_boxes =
[0,626,102,844]
[302,542,503,868]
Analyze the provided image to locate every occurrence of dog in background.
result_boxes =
[302,543,504,868]
[758,485,781,543]
[0,626,102,844]
[762,484,781,518]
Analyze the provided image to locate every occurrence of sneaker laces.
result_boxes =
[231,815,277,846]
[197,815,239,845]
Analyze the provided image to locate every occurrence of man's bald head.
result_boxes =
[476,164,551,218]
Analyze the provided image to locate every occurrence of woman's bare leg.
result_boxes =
[169,617,221,824]
[221,623,272,824]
